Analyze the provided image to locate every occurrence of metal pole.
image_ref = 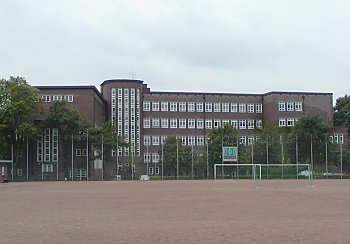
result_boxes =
[296,135,299,179]
[325,134,328,179]
[11,142,14,182]
[71,134,74,181]
[147,144,149,176]
[161,142,164,180]
[340,143,343,179]
[131,145,134,181]
[206,139,209,179]
[86,131,89,181]
[102,134,104,181]
[266,135,269,179]
[191,144,194,180]
[176,138,179,180]
[310,134,313,180]
[26,137,29,181]
[280,135,284,179]
[57,132,59,181]
[221,134,224,179]
[116,135,119,176]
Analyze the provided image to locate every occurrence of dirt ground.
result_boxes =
[1,180,349,244]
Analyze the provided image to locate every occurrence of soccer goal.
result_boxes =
[253,164,313,188]
[214,164,262,180]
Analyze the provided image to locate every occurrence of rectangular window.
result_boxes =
[213,103,221,112]
[339,134,344,144]
[53,95,63,102]
[279,118,286,127]
[287,118,295,126]
[143,118,150,128]
[152,136,160,145]
[231,120,238,129]
[197,136,204,146]
[52,128,58,162]
[170,102,177,112]
[205,119,212,129]
[222,103,229,112]
[222,120,229,126]
[43,164,53,173]
[17,168,23,176]
[247,104,254,113]
[149,167,154,175]
[143,101,150,111]
[64,95,74,102]
[256,103,263,113]
[144,153,150,163]
[248,120,255,129]
[188,119,195,129]
[239,120,246,129]
[152,118,160,128]
[152,153,159,163]
[256,120,262,129]
[240,136,247,146]
[196,102,203,112]
[155,167,160,175]
[197,119,204,129]
[152,102,159,111]
[161,118,169,128]
[239,103,246,113]
[144,136,151,146]
[188,136,195,146]
[179,119,186,129]
[170,119,177,128]
[248,136,254,145]
[295,102,303,111]
[82,149,87,157]
[213,119,221,128]
[161,102,168,111]
[205,103,212,112]
[287,102,294,111]
[188,102,195,112]
[44,128,50,162]
[231,103,238,113]
[279,102,286,111]
[179,102,186,112]
[181,136,187,145]
[41,95,51,102]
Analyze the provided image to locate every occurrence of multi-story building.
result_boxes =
[5,79,345,181]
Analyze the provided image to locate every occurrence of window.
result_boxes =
[53,95,63,101]
[76,149,81,156]
[239,103,246,113]
[161,102,168,111]
[143,118,150,128]
[179,119,186,129]
[214,119,221,128]
[181,136,187,145]
[256,120,262,129]
[222,120,229,126]
[240,136,247,146]
[152,136,160,145]
[205,119,212,129]
[340,134,344,144]
[197,136,204,145]
[179,102,186,112]
[155,167,160,175]
[152,153,159,163]
[256,103,262,113]
[64,95,74,102]
[161,136,167,144]
[247,104,254,113]
[248,136,254,145]
[197,119,204,129]
[82,149,87,156]
[41,95,51,102]
[213,103,221,112]
[188,119,195,129]
[152,118,160,128]
[17,168,23,176]
[287,118,295,126]
[188,136,195,145]
[143,101,150,111]
[43,164,53,173]
[287,102,294,111]
[111,149,116,157]
[170,102,177,112]
[248,120,255,129]
[152,102,159,111]
[197,102,203,112]
[239,120,246,129]
[149,167,154,175]
[295,102,302,111]
[144,153,150,163]
[279,118,286,127]
[222,103,229,112]
[279,102,285,111]
[231,120,238,129]
[144,136,151,146]
[170,119,177,128]
[205,103,212,112]
[188,102,195,112]
[161,119,169,128]
[231,103,238,112]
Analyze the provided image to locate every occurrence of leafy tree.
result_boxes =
[334,94,350,128]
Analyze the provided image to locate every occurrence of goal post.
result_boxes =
[214,164,262,180]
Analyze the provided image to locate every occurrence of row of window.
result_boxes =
[41,95,74,103]
[143,118,263,130]
[75,149,88,157]
[143,101,263,113]
[278,102,302,112]
[279,118,299,127]
[330,134,344,144]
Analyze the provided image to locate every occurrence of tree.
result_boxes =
[334,94,350,128]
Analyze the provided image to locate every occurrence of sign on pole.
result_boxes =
[222,146,238,162]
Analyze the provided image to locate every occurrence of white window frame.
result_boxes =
[143,101,150,111]
[295,102,303,111]
[152,153,159,163]
[152,136,160,146]
[279,102,286,112]
[256,120,262,129]
[205,119,212,129]
[41,95,51,102]
[188,136,195,146]
[197,119,204,129]
[179,119,186,129]
[256,103,262,113]
[144,136,151,146]
[248,120,255,129]
[279,118,286,127]
[239,120,246,129]
[287,102,294,112]
[188,102,195,112]
[161,102,168,111]
[64,95,74,102]
[143,118,151,128]
[197,136,204,146]
[239,103,246,113]
[179,102,186,112]
[196,102,203,112]
[161,118,169,128]
[170,119,177,128]
[152,102,159,111]
[188,119,195,129]
[287,118,295,127]
[231,120,238,129]
[170,102,177,112]
[247,104,254,113]
[231,103,238,113]
[222,103,229,112]
[152,118,160,128]
[205,103,212,112]
[213,119,221,128]
[213,103,221,112]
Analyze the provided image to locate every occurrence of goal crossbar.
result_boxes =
[214,164,262,180]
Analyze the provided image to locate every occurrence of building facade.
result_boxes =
[5,79,346,181]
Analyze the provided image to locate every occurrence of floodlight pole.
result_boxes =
[102,134,104,181]
[176,137,179,180]
[266,135,269,179]
[206,138,209,179]
[11,142,14,182]
[191,144,194,180]
[296,135,299,179]
[161,142,164,180]
[340,143,343,179]
[86,131,89,181]
[26,137,29,181]
[71,134,74,181]
[325,134,328,179]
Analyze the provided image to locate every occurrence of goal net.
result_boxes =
[214,164,261,180]
[253,164,313,188]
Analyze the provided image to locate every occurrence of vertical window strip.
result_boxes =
[44,128,51,162]
[111,88,116,126]
[52,128,59,162]
[37,135,43,162]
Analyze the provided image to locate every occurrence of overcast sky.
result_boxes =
[1,0,349,101]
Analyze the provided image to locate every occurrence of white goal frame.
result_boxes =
[214,164,262,180]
